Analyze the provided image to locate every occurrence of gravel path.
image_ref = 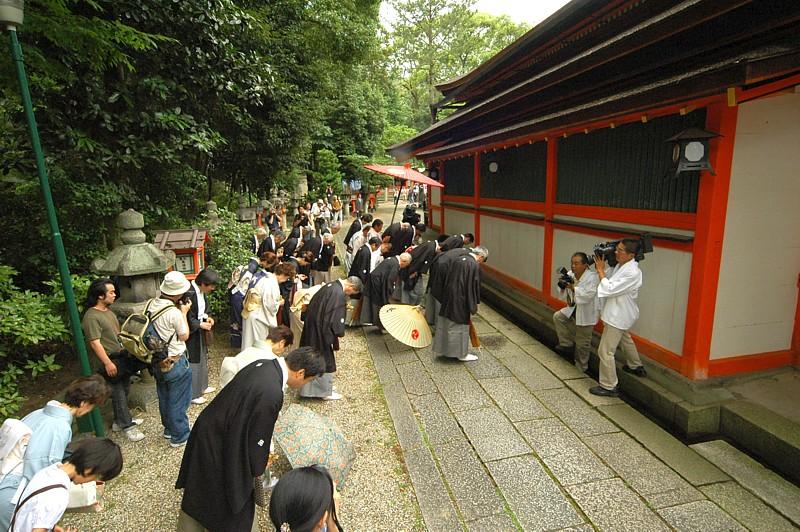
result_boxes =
[61,300,422,531]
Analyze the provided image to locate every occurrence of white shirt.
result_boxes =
[149,298,189,357]
[190,281,207,320]
[219,340,279,389]
[598,260,642,330]
[559,270,600,326]
[370,249,385,272]
[11,463,69,532]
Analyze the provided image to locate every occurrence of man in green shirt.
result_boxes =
[81,278,145,442]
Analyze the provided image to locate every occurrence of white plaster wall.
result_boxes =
[481,215,544,290]
[553,229,691,355]
[442,208,474,237]
[430,208,441,228]
[431,186,441,207]
[710,91,800,359]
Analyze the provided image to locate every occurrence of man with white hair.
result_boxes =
[365,252,411,333]
[433,246,488,362]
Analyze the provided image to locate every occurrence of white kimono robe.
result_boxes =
[241,273,281,349]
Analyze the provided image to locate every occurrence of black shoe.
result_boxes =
[589,385,620,397]
[554,345,573,357]
[623,365,647,377]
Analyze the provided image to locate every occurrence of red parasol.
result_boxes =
[363,163,443,188]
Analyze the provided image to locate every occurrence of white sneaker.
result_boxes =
[123,426,145,442]
[169,440,187,448]
[458,353,479,362]
[191,397,207,405]
[112,418,143,432]
[322,392,343,401]
[203,387,216,394]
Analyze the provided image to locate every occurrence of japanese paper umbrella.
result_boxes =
[378,304,432,348]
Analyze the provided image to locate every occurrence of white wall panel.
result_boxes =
[443,208,474,236]
[480,215,543,290]
[711,92,800,359]
[430,208,441,228]
[431,186,441,207]
[553,229,691,355]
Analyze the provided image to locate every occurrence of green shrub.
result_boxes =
[196,208,253,323]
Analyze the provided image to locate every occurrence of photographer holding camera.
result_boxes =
[150,271,193,447]
[589,239,647,398]
[553,252,599,372]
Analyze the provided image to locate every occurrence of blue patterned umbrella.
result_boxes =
[273,404,356,489]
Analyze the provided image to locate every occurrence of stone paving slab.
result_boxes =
[700,481,797,532]
[410,392,465,446]
[567,478,671,532]
[658,500,747,532]
[382,381,425,452]
[396,360,435,396]
[470,315,498,336]
[390,348,420,366]
[487,455,585,531]
[479,377,554,422]
[584,432,704,509]
[432,371,494,412]
[502,354,564,391]
[598,403,729,486]
[434,439,507,521]
[564,377,625,406]
[480,335,528,359]
[534,387,619,437]
[495,323,539,345]
[466,351,513,380]
[467,513,518,531]
[515,418,615,486]
[454,407,531,462]
[476,304,506,323]
[370,348,400,384]
[404,447,463,531]
[520,344,588,380]
[691,440,800,526]
[417,348,471,375]
[385,336,414,353]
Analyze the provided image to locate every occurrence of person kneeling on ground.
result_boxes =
[9,438,123,532]
[269,465,342,532]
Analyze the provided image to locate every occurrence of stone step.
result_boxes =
[690,440,800,526]
[598,403,729,486]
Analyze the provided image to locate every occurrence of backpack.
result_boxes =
[118,299,175,364]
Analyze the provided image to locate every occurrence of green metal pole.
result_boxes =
[8,28,104,437]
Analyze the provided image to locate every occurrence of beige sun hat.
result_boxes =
[160,271,190,296]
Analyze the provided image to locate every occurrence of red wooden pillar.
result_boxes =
[542,138,558,302]
[474,152,481,244]
[439,161,446,233]
[681,102,739,379]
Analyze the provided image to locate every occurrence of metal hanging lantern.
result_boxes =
[0,0,24,27]
[666,127,721,176]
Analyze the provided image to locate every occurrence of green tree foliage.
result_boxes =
[385,0,529,130]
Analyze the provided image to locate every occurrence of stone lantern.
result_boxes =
[91,208,167,409]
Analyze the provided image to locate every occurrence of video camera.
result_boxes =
[556,267,574,290]
[589,233,653,267]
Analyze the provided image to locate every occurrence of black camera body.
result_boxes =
[556,267,573,290]
[178,289,195,307]
[589,233,653,267]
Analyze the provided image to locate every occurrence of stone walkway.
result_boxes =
[365,304,800,531]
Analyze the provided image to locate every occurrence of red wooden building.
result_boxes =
[391,0,800,382]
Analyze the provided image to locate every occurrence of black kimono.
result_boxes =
[349,243,373,285]
[382,222,414,257]
[368,256,401,306]
[439,234,466,252]
[282,236,299,259]
[427,248,471,303]
[176,359,284,532]
[439,253,481,325]
[300,281,346,373]
[402,240,437,291]
[257,235,277,256]
[313,242,335,272]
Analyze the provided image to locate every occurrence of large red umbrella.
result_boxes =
[363,163,443,188]
[364,163,443,224]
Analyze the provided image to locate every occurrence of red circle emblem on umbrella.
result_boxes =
[411,329,419,340]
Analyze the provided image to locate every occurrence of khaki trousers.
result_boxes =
[597,322,643,390]
[552,310,594,372]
